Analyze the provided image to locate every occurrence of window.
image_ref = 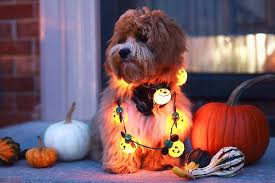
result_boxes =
[145,0,275,73]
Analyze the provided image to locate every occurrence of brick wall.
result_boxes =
[0,0,40,127]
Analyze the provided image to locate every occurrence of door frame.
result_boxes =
[40,0,101,121]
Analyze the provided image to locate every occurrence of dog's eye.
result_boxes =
[136,34,148,43]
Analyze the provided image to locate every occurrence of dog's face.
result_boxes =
[105,7,187,84]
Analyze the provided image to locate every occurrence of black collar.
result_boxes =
[131,82,170,116]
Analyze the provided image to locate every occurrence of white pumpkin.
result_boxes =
[44,102,91,161]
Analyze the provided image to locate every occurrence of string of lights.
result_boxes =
[116,92,185,157]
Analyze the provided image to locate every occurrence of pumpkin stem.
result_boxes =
[65,102,76,123]
[227,74,275,106]
[37,136,43,151]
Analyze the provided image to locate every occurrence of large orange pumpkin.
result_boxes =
[191,74,274,164]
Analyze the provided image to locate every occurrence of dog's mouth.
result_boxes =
[118,61,144,84]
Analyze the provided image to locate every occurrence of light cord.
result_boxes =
[170,92,177,137]
[117,91,179,151]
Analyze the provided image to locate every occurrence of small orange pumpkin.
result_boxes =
[191,74,274,164]
[26,136,57,168]
[0,137,20,165]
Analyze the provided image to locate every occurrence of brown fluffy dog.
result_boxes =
[93,7,192,174]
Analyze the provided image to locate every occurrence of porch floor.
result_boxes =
[0,121,274,183]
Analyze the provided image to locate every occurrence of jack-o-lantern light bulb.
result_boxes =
[113,106,128,124]
[177,68,187,86]
[168,140,185,157]
[167,110,189,136]
[119,138,137,154]
[119,132,137,154]
[153,88,171,105]
[161,134,185,157]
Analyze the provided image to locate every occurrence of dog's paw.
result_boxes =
[143,157,180,171]
[143,161,164,171]
[142,154,164,170]
[105,165,139,174]
[142,149,181,171]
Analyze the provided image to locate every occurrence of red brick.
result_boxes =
[15,57,38,76]
[0,40,32,56]
[34,39,39,54]
[0,23,12,40]
[34,74,40,92]
[0,112,32,127]
[0,0,40,128]
[0,77,34,92]
[0,57,13,75]
[16,95,39,112]
[0,4,33,19]
[0,0,16,4]
[32,1,39,18]
[17,20,39,38]
[0,94,15,112]
[15,0,38,3]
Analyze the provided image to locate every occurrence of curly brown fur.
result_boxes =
[91,7,192,174]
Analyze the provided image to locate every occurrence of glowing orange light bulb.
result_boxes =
[153,88,171,105]
[167,110,189,135]
[112,107,128,124]
[177,69,187,86]
[118,79,130,88]
[119,137,137,154]
[168,140,185,157]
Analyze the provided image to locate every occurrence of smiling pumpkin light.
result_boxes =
[169,140,185,158]
[153,88,171,105]
[177,68,187,86]
[119,132,143,154]
[112,106,128,124]
[161,134,185,158]
[120,138,137,154]
[167,110,189,136]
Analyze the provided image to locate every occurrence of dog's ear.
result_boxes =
[105,31,121,76]
[104,38,114,75]
[148,11,187,67]
[104,59,112,75]
[167,19,188,54]
[104,50,121,78]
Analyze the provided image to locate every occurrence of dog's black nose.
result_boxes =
[119,48,131,59]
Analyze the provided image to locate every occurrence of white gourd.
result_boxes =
[187,147,245,179]
[44,102,91,161]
